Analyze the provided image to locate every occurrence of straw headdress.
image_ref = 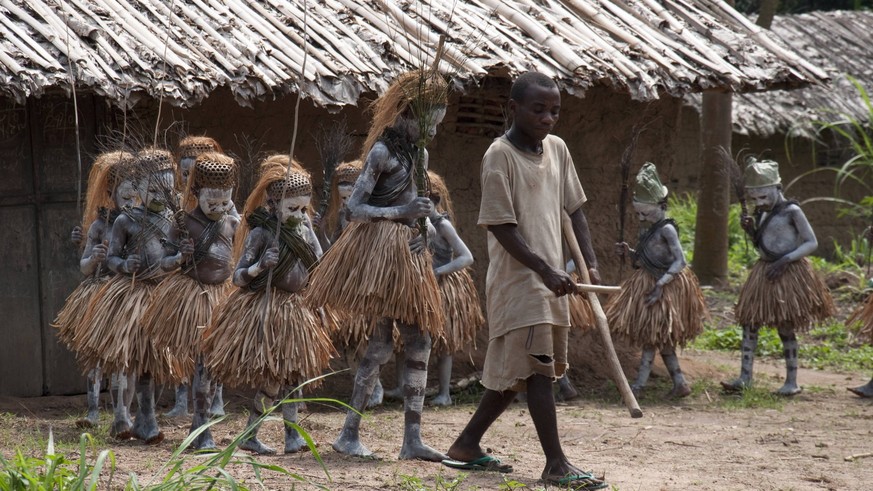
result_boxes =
[182,153,237,210]
[360,70,449,163]
[323,160,362,237]
[177,136,223,160]
[633,162,668,205]
[136,147,176,175]
[427,170,455,221]
[232,155,310,263]
[81,150,135,237]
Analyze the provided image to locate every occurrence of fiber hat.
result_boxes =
[633,162,668,204]
[744,157,781,189]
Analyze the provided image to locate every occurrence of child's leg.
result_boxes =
[775,326,802,396]
[721,325,758,391]
[631,347,656,395]
[396,322,446,462]
[661,347,691,398]
[77,365,102,428]
[239,389,277,455]
[282,385,307,454]
[164,383,190,418]
[131,372,163,444]
[848,376,873,397]
[431,354,453,406]
[190,360,217,450]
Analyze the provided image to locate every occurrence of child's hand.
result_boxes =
[766,256,790,281]
[401,197,434,219]
[614,242,630,258]
[741,215,756,235]
[91,240,109,263]
[644,284,663,306]
[123,254,141,274]
[71,226,83,246]
[179,238,195,259]
[408,234,426,254]
[261,246,280,270]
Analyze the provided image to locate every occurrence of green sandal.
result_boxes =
[541,472,608,489]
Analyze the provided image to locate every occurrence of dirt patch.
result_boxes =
[1,351,871,491]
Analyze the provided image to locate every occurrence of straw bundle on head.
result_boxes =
[323,160,362,238]
[81,150,135,238]
[427,170,455,221]
[360,70,449,163]
[232,154,309,264]
[182,152,237,210]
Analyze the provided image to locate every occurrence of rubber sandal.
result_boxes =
[441,455,513,473]
[541,472,608,489]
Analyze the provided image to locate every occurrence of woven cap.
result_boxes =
[633,162,668,204]
[97,151,135,188]
[178,136,221,159]
[192,153,237,190]
[334,161,362,185]
[136,148,175,174]
[744,157,781,189]
[268,170,312,199]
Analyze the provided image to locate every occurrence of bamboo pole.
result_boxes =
[574,284,621,294]
[562,211,642,419]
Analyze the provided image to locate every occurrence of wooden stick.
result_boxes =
[562,211,642,418]
[574,284,621,294]
[844,452,873,462]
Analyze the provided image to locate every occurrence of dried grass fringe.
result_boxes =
[141,274,232,385]
[75,275,161,375]
[735,258,835,331]
[333,315,376,355]
[849,293,873,344]
[203,288,335,390]
[569,272,595,331]
[53,276,109,352]
[606,267,709,349]
[306,220,443,337]
[432,269,484,355]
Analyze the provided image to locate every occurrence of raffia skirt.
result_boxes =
[849,293,873,344]
[432,269,484,355]
[333,315,376,356]
[306,220,443,337]
[141,274,232,385]
[569,272,595,331]
[53,275,109,353]
[735,258,835,332]
[203,287,336,391]
[606,267,708,349]
[75,275,162,375]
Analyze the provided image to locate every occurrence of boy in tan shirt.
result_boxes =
[443,72,607,489]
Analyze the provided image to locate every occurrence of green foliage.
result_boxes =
[0,380,349,490]
[397,472,469,491]
[719,386,786,411]
[0,432,115,491]
[668,194,757,279]
[693,322,873,372]
[735,0,873,15]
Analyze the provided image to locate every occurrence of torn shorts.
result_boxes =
[481,324,568,393]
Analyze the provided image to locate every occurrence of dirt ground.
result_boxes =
[1,348,872,491]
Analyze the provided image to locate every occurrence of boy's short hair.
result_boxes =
[510,72,558,102]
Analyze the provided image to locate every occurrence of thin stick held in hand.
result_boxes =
[562,211,642,418]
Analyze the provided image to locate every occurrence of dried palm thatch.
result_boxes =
[332,314,377,356]
[606,267,708,349]
[52,275,110,352]
[306,220,443,336]
[432,269,484,355]
[569,272,595,332]
[735,258,835,331]
[203,288,335,391]
[849,294,873,344]
[75,275,162,375]
[141,274,232,385]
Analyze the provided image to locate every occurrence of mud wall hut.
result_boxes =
[0,0,825,396]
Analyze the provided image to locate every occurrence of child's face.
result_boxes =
[747,186,780,211]
[139,171,174,211]
[338,183,354,205]
[510,85,561,141]
[198,187,233,220]
[276,195,310,224]
[633,201,664,224]
[398,105,447,144]
[113,180,138,209]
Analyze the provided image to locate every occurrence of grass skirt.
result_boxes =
[432,269,484,355]
[306,220,443,337]
[735,258,835,331]
[141,274,232,384]
[849,293,873,344]
[606,267,708,349]
[333,315,375,356]
[75,275,161,375]
[203,288,336,390]
[569,272,595,331]
[53,275,109,352]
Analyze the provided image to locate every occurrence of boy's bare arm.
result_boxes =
[347,143,431,222]
[785,205,818,261]
[569,208,600,284]
[488,223,575,297]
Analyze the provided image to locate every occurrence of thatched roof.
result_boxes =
[732,10,873,138]
[1,0,827,108]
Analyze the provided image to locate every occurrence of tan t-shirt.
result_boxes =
[478,134,587,339]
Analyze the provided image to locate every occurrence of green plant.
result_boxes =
[397,471,468,491]
[719,386,785,411]
[0,432,115,491]
[691,325,783,357]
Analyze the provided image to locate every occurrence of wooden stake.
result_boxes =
[562,211,642,418]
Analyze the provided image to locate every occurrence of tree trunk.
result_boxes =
[692,90,732,285]
[756,0,779,29]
